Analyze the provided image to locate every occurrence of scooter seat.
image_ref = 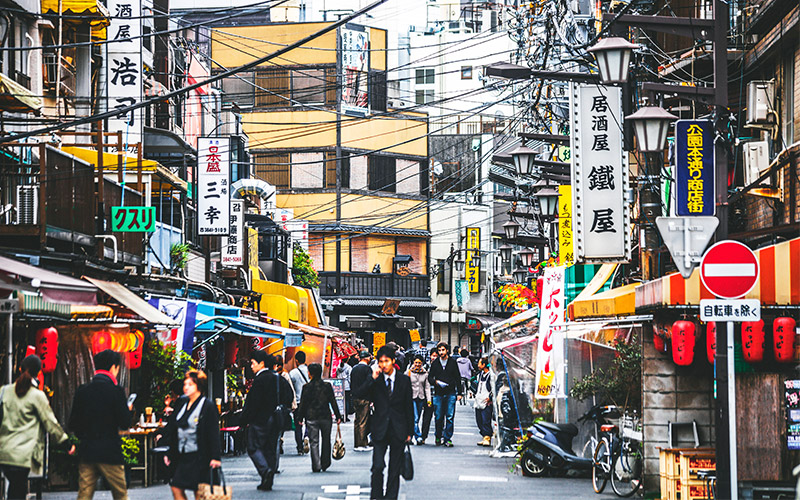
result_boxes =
[539,421,579,436]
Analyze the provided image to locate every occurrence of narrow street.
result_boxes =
[41,404,615,500]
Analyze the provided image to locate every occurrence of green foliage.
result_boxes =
[121,437,140,466]
[569,333,642,412]
[140,338,195,412]
[292,242,320,288]
[170,243,191,273]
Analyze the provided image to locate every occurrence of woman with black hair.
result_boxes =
[0,355,74,499]
[161,369,222,500]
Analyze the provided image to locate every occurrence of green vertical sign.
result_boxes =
[111,206,155,232]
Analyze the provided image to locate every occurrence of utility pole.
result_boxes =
[335,25,343,325]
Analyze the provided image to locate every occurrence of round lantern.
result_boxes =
[92,331,113,354]
[535,276,544,307]
[653,331,667,353]
[741,320,765,363]
[706,322,716,364]
[225,339,239,366]
[128,331,144,370]
[773,317,797,363]
[35,327,59,374]
[671,320,696,366]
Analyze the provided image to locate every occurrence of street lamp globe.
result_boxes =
[502,220,520,240]
[625,106,678,153]
[454,255,465,272]
[587,37,639,84]
[509,144,538,177]
[512,267,528,285]
[471,250,481,269]
[534,185,560,217]
[519,247,535,267]
[499,244,513,263]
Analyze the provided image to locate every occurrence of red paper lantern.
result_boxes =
[25,345,36,357]
[128,331,144,369]
[35,327,59,374]
[225,339,239,366]
[92,330,112,354]
[773,317,797,363]
[706,322,716,364]
[653,331,666,353]
[741,320,765,362]
[671,321,696,366]
[535,276,544,307]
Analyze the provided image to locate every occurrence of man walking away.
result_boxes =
[69,350,133,500]
[457,349,474,405]
[350,350,372,451]
[289,351,310,454]
[428,342,462,447]
[353,346,414,500]
[240,351,293,491]
[419,350,437,443]
[296,363,343,472]
[474,357,494,446]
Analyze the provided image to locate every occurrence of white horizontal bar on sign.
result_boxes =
[703,263,756,277]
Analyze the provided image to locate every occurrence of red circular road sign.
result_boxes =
[700,240,760,299]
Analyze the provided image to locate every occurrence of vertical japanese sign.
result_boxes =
[535,266,566,399]
[570,84,630,262]
[197,137,230,236]
[465,227,480,293]
[107,0,142,152]
[248,227,259,281]
[558,185,574,266]
[675,120,715,216]
[372,331,386,355]
[221,199,244,266]
[786,380,800,450]
[341,25,369,117]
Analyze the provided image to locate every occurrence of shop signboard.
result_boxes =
[535,265,566,399]
[675,120,715,216]
[111,206,155,232]
[0,299,19,313]
[569,84,630,263]
[221,200,244,266]
[558,185,574,266]
[465,227,480,293]
[341,24,370,117]
[248,227,259,281]
[785,380,800,450]
[197,137,230,236]
[325,378,346,417]
[106,0,143,152]
[372,331,386,355]
[408,329,420,342]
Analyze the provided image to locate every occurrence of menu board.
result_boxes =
[785,379,800,450]
[325,378,346,417]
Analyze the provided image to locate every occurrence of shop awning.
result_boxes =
[570,283,637,320]
[322,298,436,310]
[485,306,539,338]
[18,293,113,320]
[83,277,179,325]
[0,255,97,305]
[290,321,350,338]
[635,236,800,309]
[196,315,299,339]
[0,73,42,113]
[41,0,110,21]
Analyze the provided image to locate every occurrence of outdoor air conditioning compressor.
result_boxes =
[746,80,776,126]
[743,140,768,186]
[15,184,39,224]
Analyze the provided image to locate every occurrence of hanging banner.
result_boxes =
[675,120,715,216]
[248,227,259,281]
[340,24,370,117]
[570,84,630,262]
[148,298,197,354]
[558,185,574,266]
[372,331,386,355]
[106,0,143,153]
[465,226,480,293]
[535,266,566,399]
[221,199,244,266]
[197,137,230,236]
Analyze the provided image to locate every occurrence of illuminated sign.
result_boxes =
[676,120,715,216]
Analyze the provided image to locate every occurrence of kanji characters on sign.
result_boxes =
[198,137,231,235]
[107,0,143,152]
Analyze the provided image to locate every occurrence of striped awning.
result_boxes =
[571,283,638,319]
[19,293,113,320]
[636,236,800,309]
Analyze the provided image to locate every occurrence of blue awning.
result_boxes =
[195,315,299,339]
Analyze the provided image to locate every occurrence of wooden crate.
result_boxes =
[680,479,711,500]
[660,474,681,500]
[679,453,715,482]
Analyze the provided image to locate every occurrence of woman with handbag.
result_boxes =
[161,369,222,500]
[295,363,343,472]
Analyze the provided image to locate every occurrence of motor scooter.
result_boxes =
[518,405,619,477]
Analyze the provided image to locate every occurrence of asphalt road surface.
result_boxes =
[41,401,622,499]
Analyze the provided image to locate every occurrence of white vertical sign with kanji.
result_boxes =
[198,137,230,235]
[221,199,244,266]
[107,0,143,152]
[570,84,630,262]
[535,266,566,399]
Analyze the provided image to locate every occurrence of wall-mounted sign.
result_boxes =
[221,199,244,266]
[570,84,630,263]
[341,24,370,117]
[197,137,230,236]
[786,380,800,450]
[466,226,480,293]
[535,266,566,399]
[409,329,420,342]
[558,185,574,266]
[106,0,143,153]
[372,331,386,355]
[111,206,155,232]
[675,120,715,216]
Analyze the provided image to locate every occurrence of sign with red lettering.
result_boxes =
[535,266,566,399]
[197,137,230,235]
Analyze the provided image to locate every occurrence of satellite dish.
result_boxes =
[432,161,444,176]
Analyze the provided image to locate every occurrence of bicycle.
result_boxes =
[592,411,643,497]
[578,404,620,461]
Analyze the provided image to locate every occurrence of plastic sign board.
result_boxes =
[106,0,143,153]
[558,185,574,266]
[655,216,718,278]
[372,331,386,355]
[700,240,759,299]
[221,199,244,266]
[0,299,19,313]
[197,137,230,235]
[675,120,715,216]
[465,227,480,293]
[341,24,370,117]
[700,299,761,322]
[535,266,566,399]
[111,206,155,232]
[570,84,630,262]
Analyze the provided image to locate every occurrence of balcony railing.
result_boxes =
[319,271,430,299]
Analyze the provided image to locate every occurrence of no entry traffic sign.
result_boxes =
[700,240,759,299]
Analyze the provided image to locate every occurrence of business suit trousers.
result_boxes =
[77,462,128,500]
[247,418,280,478]
[306,419,333,472]
[353,398,371,448]
[370,428,405,500]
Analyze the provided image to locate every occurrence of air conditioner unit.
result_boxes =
[743,140,768,186]
[746,81,776,126]
[16,185,39,224]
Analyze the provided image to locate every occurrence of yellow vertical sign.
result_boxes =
[558,185,574,267]
[465,227,480,293]
[248,228,259,281]
[373,331,386,355]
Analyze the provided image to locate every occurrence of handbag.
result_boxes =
[197,467,231,500]
[274,374,293,432]
[332,422,345,460]
[401,443,414,480]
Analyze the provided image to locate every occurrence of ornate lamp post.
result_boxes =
[587,37,639,84]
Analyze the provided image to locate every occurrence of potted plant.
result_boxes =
[121,437,140,485]
[292,242,320,288]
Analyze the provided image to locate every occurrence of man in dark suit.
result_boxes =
[350,349,373,450]
[353,345,414,500]
[69,349,133,500]
[240,350,293,491]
